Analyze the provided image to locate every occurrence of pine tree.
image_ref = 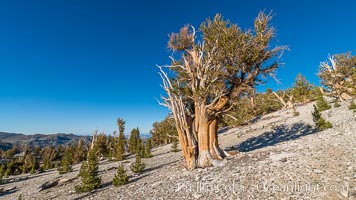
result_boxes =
[72,140,88,164]
[292,105,299,116]
[292,73,315,104]
[0,164,4,184]
[130,154,146,173]
[316,95,331,111]
[42,146,56,170]
[77,160,88,178]
[143,139,152,158]
[128,128,141,154]
[171,137,179,152]
[140,144,146,157]
[312,105,333,130]
[58,149,73,174]
[333,99,341,108]
[75,150,102,193]
[30,156,39,174]
[108,149,113,161]
[112,164,128,187]
[115,118,126,160]
[349,100,356,110]
[22,153,33,174]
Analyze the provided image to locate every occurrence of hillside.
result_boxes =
[0,132,91,148]
[0,100,355,199]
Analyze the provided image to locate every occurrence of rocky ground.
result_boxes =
[1,100,355,200]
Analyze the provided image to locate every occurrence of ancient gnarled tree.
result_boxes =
[318,53,356,100]
[158,12,286,169]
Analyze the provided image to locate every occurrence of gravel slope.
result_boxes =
[1,100,355,200]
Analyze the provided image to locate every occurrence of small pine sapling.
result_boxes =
[316,96,331,111]
[333,99,341,108]
[348,100,356,110]
[112,164,128,187]
[312,105,333,130]
[171,137,179,152]
[130,154,146,173]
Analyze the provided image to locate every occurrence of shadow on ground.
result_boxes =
[0,186,18,197]
[236,122,316,152]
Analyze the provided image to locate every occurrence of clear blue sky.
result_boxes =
[0,0,355,135]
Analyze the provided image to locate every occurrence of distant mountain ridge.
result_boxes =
[0,132,92,149]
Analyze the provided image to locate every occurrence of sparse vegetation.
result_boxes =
[312,105,333,130]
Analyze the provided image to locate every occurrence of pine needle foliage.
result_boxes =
[112,164,128,187]
[75,150,102,193]
[312,105,333,130]
[130,154,146,173]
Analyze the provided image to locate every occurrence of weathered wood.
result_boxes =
[38,178,60,191]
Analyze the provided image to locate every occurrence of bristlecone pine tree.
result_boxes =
[312,105,333,130]
[112,164,128,187]
[171,137,179,152]
[143,139,152,158]
[292,105,299,116]
[158,11,286,169]
[30,156,39,174]
[115,118,126,160]
[130,154,146,173]
[150,115,177,146]
[318,52,356,100]
[316,95,331,111]
[292,73,316,104]
[58,148,73,174]
[349,100,356,110]
[128,128,141,154]
[75,150,102,193]
[333,99,341,108]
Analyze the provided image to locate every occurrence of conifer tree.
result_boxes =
[128,128,141,154]
[42,146,56,170]
[58,148,73,174]
[30,156,39,174]
[0,165,4,183]
[108,149,113,161]
[171,137,179,152]
[75,150,102,193]
[292,73,316,104]
[22,153,33,174]
[333,99,341,108]
[143,139,152,158]
[318,53,356,100]
[349,100,356,110]
[72,140,88,164]
[312,105,333,130]
[112,164,128,187]
[140,144,146,157]
[114,118,126,160]
[130,154,146,173]
[292,105,299,116]
[316,95,331,111]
